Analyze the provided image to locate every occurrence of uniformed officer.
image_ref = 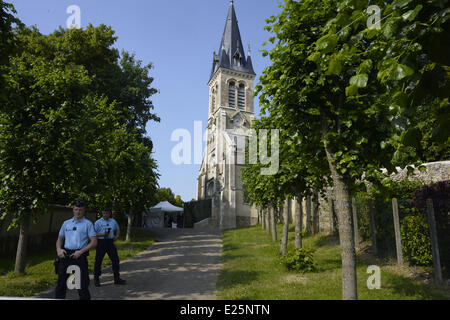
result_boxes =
[55,200,97,300]
[93,208,126,287]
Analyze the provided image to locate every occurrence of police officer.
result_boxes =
[93,208,126,287]
[55,200,97,300]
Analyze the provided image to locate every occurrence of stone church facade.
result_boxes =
[197,1,259,229]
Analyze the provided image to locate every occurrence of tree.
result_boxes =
[40,25,160,133]
[256,0,408,299]
[174,195,183,207]
[0,32,99,273]
[153,188,183,207]
[1,23,160,271]
[28,25,159,236]
[294,197,304,250]
[0,1,24,272]
[0,1,23,102]
[256,0,449,299]
[242,73,331,249]
[0,1,21,63]
[88,107,158,241]
[280,198,290,256]
[368,0,450,166]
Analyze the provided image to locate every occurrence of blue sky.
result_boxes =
[10,0,282,202]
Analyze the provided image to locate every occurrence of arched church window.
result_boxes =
[238,84,245,110]
[229,82,236,108]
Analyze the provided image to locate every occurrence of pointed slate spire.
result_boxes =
[210,1,255,80]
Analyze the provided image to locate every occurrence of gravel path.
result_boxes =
[36,228,223,300]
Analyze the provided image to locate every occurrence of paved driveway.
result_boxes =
[36,228,223,300]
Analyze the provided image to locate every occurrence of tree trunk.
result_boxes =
[426,199,443,285]
[266,207,271,234]
[126,206,133,242]
[329,198,337,235]
[271,204,277,241]
[280,199,290,256]
[391,198,403,265]
[312,191,320,234]
[368,199,378,256]
[352,198,360,249]
[322,112,358,300]
[256,207,260,225]
[14,214,31,274]
[261,207,266,231]
[295,197,303,250]
[126,214,132,241]
[112,199,119,220]
[287,199,292,226]
[306,196,312,233]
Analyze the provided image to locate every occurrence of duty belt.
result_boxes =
[63,248,89,258]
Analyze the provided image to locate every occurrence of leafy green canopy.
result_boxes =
[0,24,160,227]
[153,188,184,207]
[250,0,448,200]
[242,116,329,209]
[366,0,450,163]
[250,0,396,205]
[0,1,23,101]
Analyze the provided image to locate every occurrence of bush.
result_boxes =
[401,215,433,266]
[281,247,316,273]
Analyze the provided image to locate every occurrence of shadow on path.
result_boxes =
[35,228,223,300]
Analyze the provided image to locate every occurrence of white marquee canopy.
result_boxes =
[143,201,183,228]
[150,201,183,213]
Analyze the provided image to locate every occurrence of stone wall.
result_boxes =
[387,161,450,184]
[0,205,98,256]
[193,218,213,229]
[236,215,258,228]
[209,162,449,232]
[315,161,450,234]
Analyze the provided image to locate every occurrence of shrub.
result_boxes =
[401,215,433,266]
[281,247,316,273]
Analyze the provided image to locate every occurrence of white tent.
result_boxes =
[143,201,183,228]
[152,201,184,212]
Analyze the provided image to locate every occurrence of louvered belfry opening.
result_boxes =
[229,82,236,108]
[238,84,245,110]
[211,88,216,113]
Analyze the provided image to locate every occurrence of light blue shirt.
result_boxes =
[58,217,96,250]
[94,217,120,240]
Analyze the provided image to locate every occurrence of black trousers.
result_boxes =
[55,250,91,300]
[94,239,120,281]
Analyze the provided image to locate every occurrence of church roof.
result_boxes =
[210,1,255,81]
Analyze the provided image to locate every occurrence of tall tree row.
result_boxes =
[242,0,449,300]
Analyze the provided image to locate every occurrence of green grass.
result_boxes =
[217,225,449,300]
[0,229,155,297]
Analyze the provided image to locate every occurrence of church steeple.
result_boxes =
[210,1,255,80]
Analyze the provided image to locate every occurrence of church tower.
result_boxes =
[197,0,258,229]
